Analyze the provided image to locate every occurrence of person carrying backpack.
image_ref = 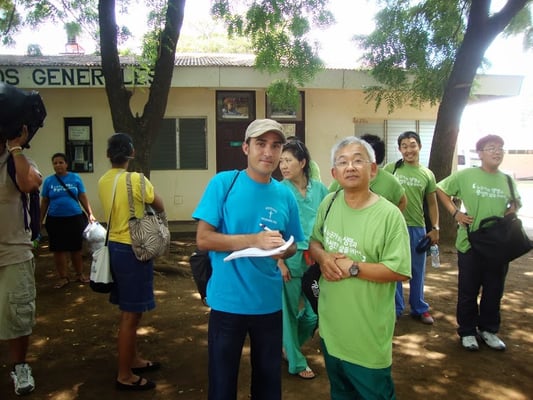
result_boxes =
[0,126,43,396]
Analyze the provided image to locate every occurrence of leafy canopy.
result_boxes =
[212,0,334,110]
[356,0,533,113]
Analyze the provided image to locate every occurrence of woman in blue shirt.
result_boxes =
[40,153,95,288]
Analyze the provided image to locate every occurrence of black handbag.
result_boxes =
[301,189,341,314]
[301,262,321,314]
[189,249,211,306]
[467,175,532,265]
[468,212,532,265]
[189,171,240,305]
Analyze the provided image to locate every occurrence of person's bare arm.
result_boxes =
[7,127,42,193]
[78,192,96,223]
[398,193,407,212]
[196,219,287,252]
[426,191,440,244]
[310,239,408,283]
[149,192,165,213]
[436,188,473,227]
[334,257,409,283]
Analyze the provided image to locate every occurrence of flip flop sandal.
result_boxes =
[54,277,70,289]
[115,376,156,391]
[297,366,316,380]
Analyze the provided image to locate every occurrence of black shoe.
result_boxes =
[116,376,156,391]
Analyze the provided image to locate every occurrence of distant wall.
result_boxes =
[501,154,533,180]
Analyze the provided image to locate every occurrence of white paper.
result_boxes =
[223,235,294,262]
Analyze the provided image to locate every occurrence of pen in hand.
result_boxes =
[259,223,272,231]
[259,223,286,249]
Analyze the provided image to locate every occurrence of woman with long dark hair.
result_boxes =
[278,139,328,379]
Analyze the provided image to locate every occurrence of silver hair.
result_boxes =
[330,136,376,166]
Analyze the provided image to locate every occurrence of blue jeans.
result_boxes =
[208,309,282,400]
[456,249,509,337]
[395,226,429,316]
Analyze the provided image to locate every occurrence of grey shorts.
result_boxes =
[0,259,36,340]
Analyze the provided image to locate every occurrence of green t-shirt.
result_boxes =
[311,194,411,368]
[328,169,405,207]
[437,167,519,253]
[309,160,322,182]
[383,162,436,227]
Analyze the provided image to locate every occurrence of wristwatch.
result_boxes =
[432,226,440,231]
[349,262,360,277]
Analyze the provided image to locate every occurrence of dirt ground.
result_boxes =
[1,237,532,400]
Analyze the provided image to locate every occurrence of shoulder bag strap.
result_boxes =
[126,172,148,219]
[319,188,341,234]
[392,159,404,175]
[125,173,136,219]
[55,174,88,215]
[223,170,240,205]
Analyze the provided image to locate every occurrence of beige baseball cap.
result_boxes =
[244,119,286,143]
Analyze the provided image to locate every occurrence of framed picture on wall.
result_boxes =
[217,91,255,121]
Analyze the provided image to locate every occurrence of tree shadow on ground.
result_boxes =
[1,243,532,400]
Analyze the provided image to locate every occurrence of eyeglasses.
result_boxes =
[334,158,371,169]
[482,147,505,154]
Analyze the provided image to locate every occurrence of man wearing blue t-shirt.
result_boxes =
[193,118,304,400]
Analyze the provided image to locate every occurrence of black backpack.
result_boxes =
[6,155,41,241]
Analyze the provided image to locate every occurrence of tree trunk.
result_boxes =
[429,0,527,243]
[98,0,185,178]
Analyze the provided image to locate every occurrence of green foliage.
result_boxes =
[65,22,82,39]
[503,6,533,49]
[0,0,124,50]
[266,79,300,111]
[357,0,533,113]
[357,0,468,112]
[212,0,334,105]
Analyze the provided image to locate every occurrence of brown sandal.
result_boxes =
[297,366,316,380]
[54,277,70,289]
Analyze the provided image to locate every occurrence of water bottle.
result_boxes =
[430,244,440,268]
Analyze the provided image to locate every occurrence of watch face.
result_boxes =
[349,263,359,277]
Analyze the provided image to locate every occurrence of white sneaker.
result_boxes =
[479,331,506,351]
[10,363,35,395]
[461,335,479,351]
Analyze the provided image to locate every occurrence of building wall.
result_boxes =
[3,55,523,221]
[24,86,439,222]
[304,89,437,185]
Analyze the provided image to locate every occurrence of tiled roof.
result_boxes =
[0,53,257,67]
[174,53,256,67]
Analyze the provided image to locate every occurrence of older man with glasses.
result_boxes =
[309,136,411,399]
